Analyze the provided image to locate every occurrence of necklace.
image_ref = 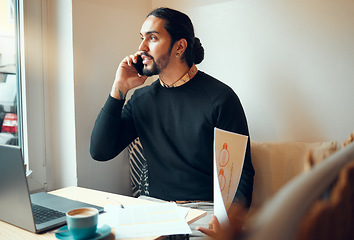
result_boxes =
[159,64,198,88]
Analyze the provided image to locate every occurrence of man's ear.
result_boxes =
[175,39,188,56]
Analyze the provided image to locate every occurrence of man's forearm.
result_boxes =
[90,96,126,160]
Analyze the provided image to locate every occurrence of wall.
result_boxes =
[152,0,354,143]
[41,0,152,194]
[71,0,151,195]
[43,0,77,190]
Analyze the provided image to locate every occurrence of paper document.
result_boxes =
[99,202,191,239]
[213,127,248,226]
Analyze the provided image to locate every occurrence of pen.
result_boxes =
[106,197,125,208]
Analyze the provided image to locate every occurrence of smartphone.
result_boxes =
[133,55,144,76]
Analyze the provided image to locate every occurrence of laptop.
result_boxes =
[0,144,104,233]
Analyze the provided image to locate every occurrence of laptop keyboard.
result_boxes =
[32,204,66,225]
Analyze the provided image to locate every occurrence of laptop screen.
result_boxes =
[0,145,37,232]
[0,144,104,233]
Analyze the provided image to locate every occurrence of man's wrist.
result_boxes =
[111,81,129,100]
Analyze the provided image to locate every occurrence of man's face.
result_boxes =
[139,16,173,76]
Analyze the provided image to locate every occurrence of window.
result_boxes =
[1,0,48,192]
[0,0,20,147]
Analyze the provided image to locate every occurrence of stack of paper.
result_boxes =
[99,202,191,239]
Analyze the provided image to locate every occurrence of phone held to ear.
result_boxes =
[133,55,144,76]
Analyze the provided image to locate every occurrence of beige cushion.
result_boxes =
[250,141,338,210]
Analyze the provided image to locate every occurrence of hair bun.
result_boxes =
[193,37,204,65]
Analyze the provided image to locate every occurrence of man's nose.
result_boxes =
[139,39,149,52]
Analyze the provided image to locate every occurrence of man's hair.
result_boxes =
[147,7,204,67]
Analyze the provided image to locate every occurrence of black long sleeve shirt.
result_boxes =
[90,71,255,207]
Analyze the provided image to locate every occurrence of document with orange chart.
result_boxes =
[213,127,248,225]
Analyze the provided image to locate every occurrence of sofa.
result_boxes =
[249,140,338,213]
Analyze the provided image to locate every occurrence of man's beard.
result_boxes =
[142,52,171,77]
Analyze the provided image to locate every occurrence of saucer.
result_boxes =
[55,224,111,240]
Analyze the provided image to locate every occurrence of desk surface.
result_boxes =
[0,186,207,240]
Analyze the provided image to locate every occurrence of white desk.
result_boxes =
[0,186,207,240]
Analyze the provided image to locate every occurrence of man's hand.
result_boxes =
[197,214,230,240]
[196,203,247,240]
[110,51,148,100]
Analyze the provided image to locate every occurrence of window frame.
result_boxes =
[17,0,48,192]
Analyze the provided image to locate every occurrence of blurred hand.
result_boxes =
[196,203,247,240]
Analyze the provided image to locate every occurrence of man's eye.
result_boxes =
[150,35,157,40]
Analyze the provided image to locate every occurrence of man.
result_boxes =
[90,7,254,237]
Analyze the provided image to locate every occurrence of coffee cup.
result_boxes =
[66,207,99,239]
